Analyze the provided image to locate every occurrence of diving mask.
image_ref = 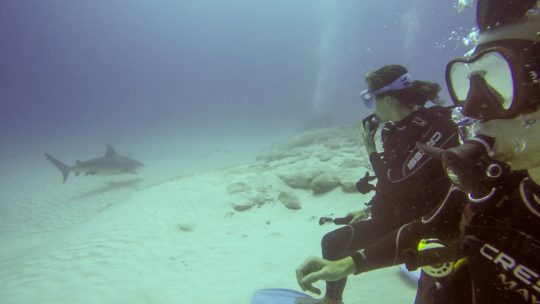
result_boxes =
[360,73,414,108]
[446,42,540,121]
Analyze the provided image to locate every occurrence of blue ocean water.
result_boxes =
[0,1,476,303]
[1,0,474,148]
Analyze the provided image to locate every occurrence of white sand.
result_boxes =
[0,127,416,304]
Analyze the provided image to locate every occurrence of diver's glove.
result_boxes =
[355,172,376,194]
[417,135,509,198]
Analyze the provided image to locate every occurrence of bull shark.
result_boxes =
[45,144,144,183]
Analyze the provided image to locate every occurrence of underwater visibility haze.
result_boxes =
[0,1,477,303]
[1,0,474,148]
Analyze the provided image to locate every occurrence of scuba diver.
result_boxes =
[297,65,460,304]
[295,0,540,303]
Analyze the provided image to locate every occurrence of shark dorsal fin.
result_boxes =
[105,144,118,157]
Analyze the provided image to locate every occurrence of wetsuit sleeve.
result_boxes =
[351,186,466,274]
[369,152,386,181]
[363,152,390,215]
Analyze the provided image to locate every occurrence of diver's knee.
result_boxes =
[321,228,351,258]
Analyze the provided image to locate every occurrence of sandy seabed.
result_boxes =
[0,127,416,304]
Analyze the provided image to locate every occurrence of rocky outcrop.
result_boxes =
[278,191,301,210]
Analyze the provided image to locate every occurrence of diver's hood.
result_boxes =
[476,0,538,32]
[476,0,540,44]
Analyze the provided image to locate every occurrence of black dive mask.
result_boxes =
[446,42,540,121]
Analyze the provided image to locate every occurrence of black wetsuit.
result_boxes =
[352,172,540,304]
[322,106,459,300]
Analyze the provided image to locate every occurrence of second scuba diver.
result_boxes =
[297,65,460,304]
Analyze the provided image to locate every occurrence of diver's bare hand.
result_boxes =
[346,209,370,224]
[295,256,356,295]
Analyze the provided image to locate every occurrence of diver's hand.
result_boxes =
[346,209,370,224]
[362,123,376,155]
[355,172,376,194]
[295,256,356,295]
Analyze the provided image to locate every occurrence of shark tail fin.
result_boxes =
[45,153,70,183]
